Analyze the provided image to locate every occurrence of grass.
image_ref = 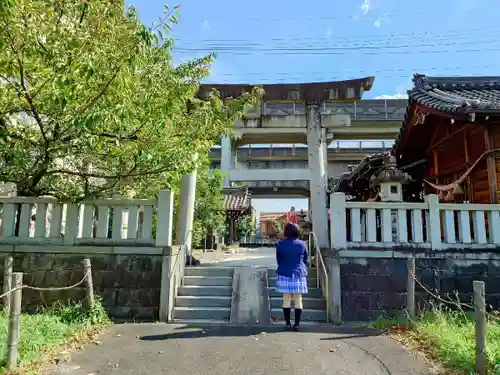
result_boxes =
[0,299,110,375]
[374,307,500,374]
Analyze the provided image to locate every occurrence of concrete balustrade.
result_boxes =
[329,192,500,251]
[0,196,161,247]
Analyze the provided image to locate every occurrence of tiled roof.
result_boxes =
[335,152,391,193]
[259,212,286,222]
[259,210,310,222]
[392,74,500,156]
[223,187,251,211]
[408,74,500,113]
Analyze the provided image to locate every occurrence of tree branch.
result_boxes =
[13,51,49,143]
[79,1,88,24]
[78,66,121,116]
[93,121,148,141]
[46,164,173,179]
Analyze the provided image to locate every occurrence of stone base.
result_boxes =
[340,254,500,322]
[0,252,163,321]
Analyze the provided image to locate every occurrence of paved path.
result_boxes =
[192,246,277,268]
[47,323,432,375]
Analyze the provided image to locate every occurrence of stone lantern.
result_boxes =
[370,155,411,202]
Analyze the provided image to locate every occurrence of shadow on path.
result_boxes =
[139,323,384,342]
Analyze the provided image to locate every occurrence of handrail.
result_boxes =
[168,229,193,282]
[309,231,330,323]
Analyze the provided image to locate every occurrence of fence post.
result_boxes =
[3,255,13,312]
[156,190,174,247]
[329,192,347,249]
[176,172,197,251]
[473,280,487,375]
[406,256,416,321]
[6,272,23,370]
[424,194,442,250]
[82,259,94,311]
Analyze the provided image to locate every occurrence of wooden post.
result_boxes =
[406,257,416,321]
[3,255,13,312]
[83,259,94,310]
[473,280,487,375]
[6,272,23,370]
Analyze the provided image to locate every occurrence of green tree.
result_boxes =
[235,214,255,238]
[0,1,261,201]
[191,164,226,247]
[272,220,282,235]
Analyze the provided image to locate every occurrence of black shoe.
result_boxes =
[294,309,302,331]
[283,308,291,329]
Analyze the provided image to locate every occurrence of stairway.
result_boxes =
[267,268,327,323]
[174,267,233,322]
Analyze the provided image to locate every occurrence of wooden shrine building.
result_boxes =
[223,186,252,243]
[393,74,500,204]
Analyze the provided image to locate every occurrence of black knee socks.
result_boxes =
[283,308,291,325]
[294,308,302,327]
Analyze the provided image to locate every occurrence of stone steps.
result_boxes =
[268,287,323,299]
[183,276,233,287]
[174,307,230,321]
[267,269,317,279]
[269,297,326,310]
[175,296,232,308]
[270,308,327,322]
[184,267,233,277]
[173,267,234,322]
[268,276,318,288]
[267,269,327,323]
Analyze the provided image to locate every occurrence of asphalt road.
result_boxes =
[47,323,433,375]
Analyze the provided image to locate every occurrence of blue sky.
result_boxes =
[126,0,500,218]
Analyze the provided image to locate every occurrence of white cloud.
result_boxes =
[374,93,408,99]
[325,28,332,37]
[361,0,371,15]
[201,20,211,31]
[373,18,381,27]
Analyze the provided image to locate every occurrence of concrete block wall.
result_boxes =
[339,251,500,322]
[0,248,164,320]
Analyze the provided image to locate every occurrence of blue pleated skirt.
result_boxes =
[275,274,308,294]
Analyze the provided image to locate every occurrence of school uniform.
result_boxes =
[275,237,308,330]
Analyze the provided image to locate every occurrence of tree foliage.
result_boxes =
[191,164,226,246]
[272,220,282,235]
[235,214,255,237]
[0,1,261,201]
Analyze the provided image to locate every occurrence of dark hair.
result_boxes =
[284,222,300,239]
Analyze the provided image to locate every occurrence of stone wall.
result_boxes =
[339,251,500,322]
[0,248,164,320]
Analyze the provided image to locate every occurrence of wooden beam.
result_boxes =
[484,125,498,203]
[426,123,474,153]
[464,131,473,201]
[428,165,468,180]
[428,122,442,148]
[433,150,439,184]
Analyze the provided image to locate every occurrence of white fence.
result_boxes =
[330,193,500,250]
[0,191,174,247]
